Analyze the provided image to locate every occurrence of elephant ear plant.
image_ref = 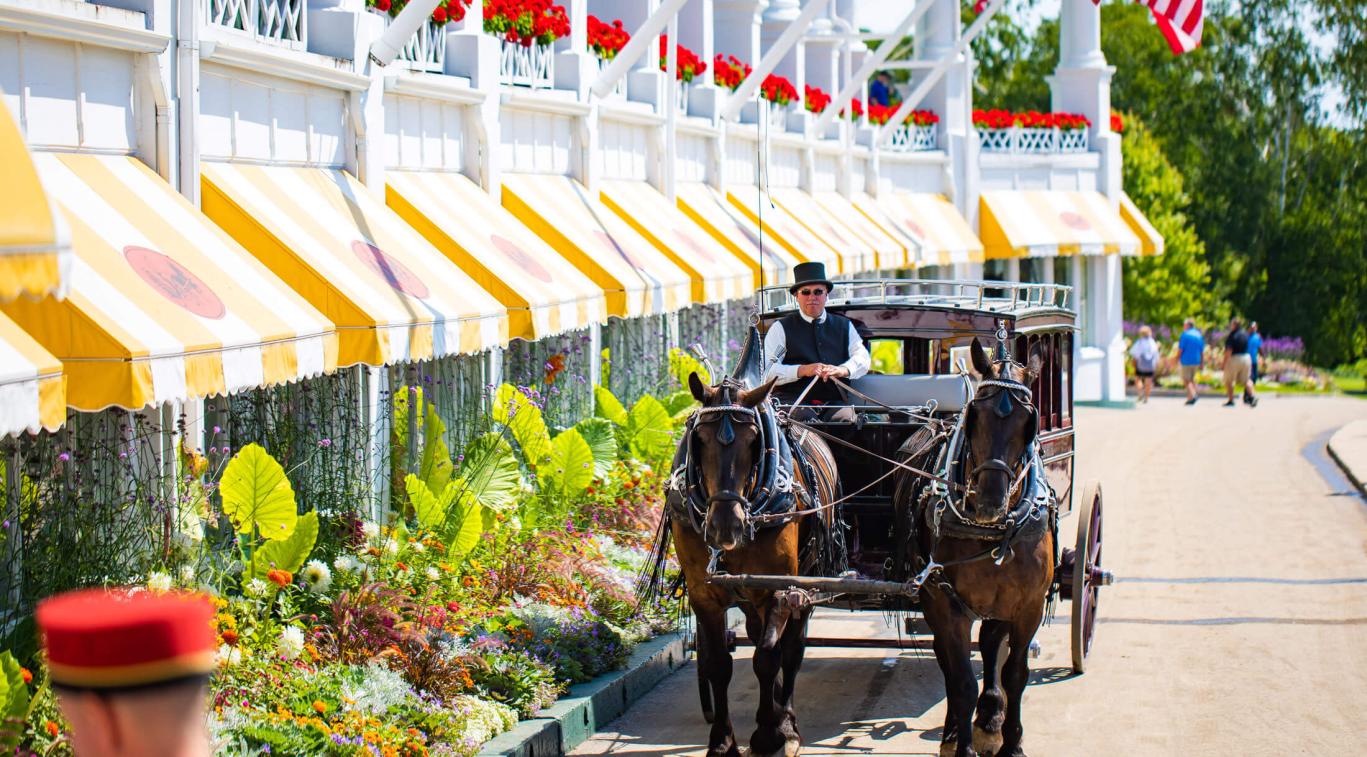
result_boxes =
[218,443,318,582]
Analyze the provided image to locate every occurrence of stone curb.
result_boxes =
[1327,420,1367,499]
[475,631,688,757]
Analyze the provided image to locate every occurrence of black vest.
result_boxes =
[776,311,852,404]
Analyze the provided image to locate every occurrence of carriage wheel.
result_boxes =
[1070,480,1104,674]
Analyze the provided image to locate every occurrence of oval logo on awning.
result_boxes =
[1059,211,1091,231]
[594,229,643,269]
[123,246,226,320]
[490,234,552,282]
[351,240,430,299]
[904,220,927,239]
[673,228,716,263]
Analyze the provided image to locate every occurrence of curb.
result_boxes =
[476,631,688,756]
[1326,430,1367,500]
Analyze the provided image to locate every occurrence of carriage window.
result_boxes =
[869,339,905,375]
[1060,333,1072,427]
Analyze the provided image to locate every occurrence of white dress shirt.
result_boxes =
[762,309,872,386]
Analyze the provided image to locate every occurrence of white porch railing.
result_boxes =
[978,127,1090,155]
[887,124,937,152]
[767,102,790,131]
[676,81,689,113]
[204,0,305,47]
[595,57,627,97]
[380,13,446,73]
[500,40,554,88]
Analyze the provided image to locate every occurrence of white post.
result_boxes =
[664,12,678,203]
[761,0,803,83]
[721,0,832,122]
[590,0,691,99]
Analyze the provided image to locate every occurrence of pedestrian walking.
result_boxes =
[38,587,216,757]
[1128,325,1160,403]
[1245,321,1262,404]
[1175,318,1204,405]
[1222,318,1257,407]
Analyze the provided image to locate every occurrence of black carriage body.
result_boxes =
[757,279,1077,590]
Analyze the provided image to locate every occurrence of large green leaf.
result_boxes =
[250,510,319,578]
[493,384,552,464]
[543,428,595,500]
[457,433,522,512]
[574,417,618,477]
[443,492,485,562]
[418,403,453,496]
[668,347,711,388]
[219,443,297,540]
[0,651,29,745]
[661,389,698,424]
[594,384,628,425]
[627,395,676,464]
[405,475,446,530]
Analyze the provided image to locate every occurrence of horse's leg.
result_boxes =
[695,601,741,757]
[749,595,788,757]
[928,609,978,757]
[695,617,715,724]
[973,619,1010,755]
[773,599,812,755]
[995,614,1044,757]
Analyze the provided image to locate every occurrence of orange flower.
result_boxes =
[395,562,409,572]
[19,667,32,685]
[267,569,292,588]
[46,720,59,738]
[220,629,239,646]
[312,700,328,714]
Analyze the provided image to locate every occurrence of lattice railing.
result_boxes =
[204,0,305,46]
[888,124,937,152]
[387,14,446,73]
[977,127,1089,155]
[500,40,554,88]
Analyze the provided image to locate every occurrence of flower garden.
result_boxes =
[0,348,719,756]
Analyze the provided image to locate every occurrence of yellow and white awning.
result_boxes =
[599,181,752,305]
[0,100,70,301]
[880,193,984,266]
[0,311,64,435]
[727,185,842,273]
[202,163,507,367]
[675,182,796,289]
[387,170,607,341]
[980,191,1141,258]
[807,191,911,270]
[501,174,692,318]
[847,192,925,267]
[1119,192,1164,256]
[768,188,881,275]
[0,154,337,412]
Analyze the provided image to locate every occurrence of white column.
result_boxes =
[714,0,765,61]
[761,0,803,82]
[1004,258,1020,282]
[1040,257,1055,284]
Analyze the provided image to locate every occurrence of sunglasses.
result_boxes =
[796,288,828,297]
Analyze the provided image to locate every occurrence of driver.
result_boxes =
[763,261,870,422]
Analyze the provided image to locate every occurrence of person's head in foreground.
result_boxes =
[38,588,215,757]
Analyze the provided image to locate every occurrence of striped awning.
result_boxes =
[767,188,879,275]
[1119,192,1164,256]
[202,163,507,367]
[847,192,925,267]
[726,185,842,273]
[879,193,984,266]
[501,174,692,318]
[980,191,1141,258]
[0,154,337,412]
[674,182,796,289]
[0,311,64,435]
[809,191,911,270]
[599,181,752,305]
[0,100,70,301]
[386,170,607,341]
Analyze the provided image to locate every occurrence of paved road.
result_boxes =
[574,395,1367,756]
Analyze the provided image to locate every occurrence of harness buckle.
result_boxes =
[912,558,942,590]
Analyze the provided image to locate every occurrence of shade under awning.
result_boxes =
[767,188,880,275]
[1,154,337,412]
[808,191,911,270]
[879,193,984,266]
[0,100,70,301]
[202,163,507,367]
[501,174,692,318]
[1119,192,1165,256]
[980,190,1141,258]
[674,182,796,289]
[727,185,842,273]
[599,180,752,305]
[0,311,64,435]
[386,170,607,340]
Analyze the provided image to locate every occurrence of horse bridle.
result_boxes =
[689,396,763,513]
[963,372,1037,507]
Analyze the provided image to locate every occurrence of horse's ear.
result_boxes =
[1026,343,1045,383]
[739,377,777,408]
[688,372,711,403]
[970,338,995,379]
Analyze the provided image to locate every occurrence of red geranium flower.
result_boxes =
[1110,112,1124,133]
[803,84,831,114]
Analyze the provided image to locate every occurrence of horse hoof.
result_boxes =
[939,741,978,757]
[973,725,1004,755]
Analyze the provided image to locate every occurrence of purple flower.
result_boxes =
[318,438,332,448]
[212,425,222,435]
[57,452,70,462]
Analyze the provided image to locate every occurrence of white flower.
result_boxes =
[216,644,242,667]
[278,626,306,660]
[244,578,269,598]
[425,567,440,581]
[333,554,359,573]
[147,571,173,592]
[300,560,332,593]
[361,521,381,542]
[411,541,426,553]
[179,564,197,585]
[507,515,523,533]
[383,538,400,555]
[341,662,415,714]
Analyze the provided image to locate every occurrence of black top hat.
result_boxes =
[789,261,833,294]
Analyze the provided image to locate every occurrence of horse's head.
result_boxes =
[963,337,1043,524]
[687,372,777,552]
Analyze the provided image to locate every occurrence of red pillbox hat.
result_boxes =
[37,588,216,690]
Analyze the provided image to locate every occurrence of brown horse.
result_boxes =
[893,338,1053,757]
[661,372,839,756]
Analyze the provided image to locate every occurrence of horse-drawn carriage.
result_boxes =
[647,278,1112,757]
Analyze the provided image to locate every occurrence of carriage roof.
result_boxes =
[756,279,1076,337]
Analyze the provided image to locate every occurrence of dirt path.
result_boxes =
[572,395,1367,756]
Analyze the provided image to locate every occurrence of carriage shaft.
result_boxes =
[707,573,921,597]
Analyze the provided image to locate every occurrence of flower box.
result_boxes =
[1015,126,1057,154]
[889,123,937,152]
[978,127,1014,152]
[768,102,791,131]
[676,81,689,113]
[1058,128,1088,153]
[500,39,554,89]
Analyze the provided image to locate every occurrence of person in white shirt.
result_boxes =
[762,262,870,422]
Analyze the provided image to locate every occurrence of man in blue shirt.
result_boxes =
[869,72,893,107]
[1244,321,1262,405]
[1176,318,1204,405]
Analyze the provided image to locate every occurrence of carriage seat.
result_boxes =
[845,374,970,414]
